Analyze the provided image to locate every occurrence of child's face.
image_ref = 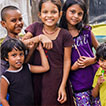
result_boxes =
[6,48,24,70]
[1,9,24,36]
[38,1,61,28]
[99,58,106,72]
[66,4,84,27]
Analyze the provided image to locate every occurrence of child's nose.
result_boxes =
[74,13,78,18]
[47,13,52,17]
[17,55,21,59]
[17,20,22,24]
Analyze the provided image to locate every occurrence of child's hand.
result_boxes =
[39,34,53,49]
[97,76,105,86]
[36,42,43,51]
[57,86,67,104]
[77,56,93,68]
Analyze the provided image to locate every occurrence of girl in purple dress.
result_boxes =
[22,0,75,106]
[59,0,101,105]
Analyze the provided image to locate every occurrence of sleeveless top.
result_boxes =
[70,26,99,92]
[1,64,34,106]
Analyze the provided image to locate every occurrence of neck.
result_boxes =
[8,33,19,39]
[43,26,58,35]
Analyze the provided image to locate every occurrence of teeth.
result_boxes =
[46,19,53,22]
[16,62,21,64]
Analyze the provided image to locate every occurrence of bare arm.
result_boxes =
[91,31,99,50]
[22,32,53,49]
[0,78,10,106]
[58,47,72,104]
[30,43,50,73]
[92,76,105,98]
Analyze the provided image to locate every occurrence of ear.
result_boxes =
[5,57,9,62]
[38,12,41,19]
[0,21,6,28]
[59,11,63,18]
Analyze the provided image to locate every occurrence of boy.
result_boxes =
[92,42,106,106]
[0,5,24,75]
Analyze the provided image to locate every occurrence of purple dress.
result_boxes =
[70,27,99,93]
[25,22,75,106]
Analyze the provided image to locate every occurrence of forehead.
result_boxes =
[41,1,58,10]
[5,9,22,19]
[8,48,23,54]
[67,4,83,12]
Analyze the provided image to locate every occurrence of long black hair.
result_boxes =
[59,0,88,31]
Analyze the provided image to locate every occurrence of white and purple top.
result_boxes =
[70,26,99,93]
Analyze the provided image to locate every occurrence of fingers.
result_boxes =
[43,41,53,49]
[57,92,67,104]
[40,34,53,49]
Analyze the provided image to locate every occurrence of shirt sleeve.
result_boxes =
[92,68,101,88]
[25,22,39,36]
[63,29,74,47]
[1,75,10,84]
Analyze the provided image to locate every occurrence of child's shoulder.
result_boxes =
[83,25,92,31]
[95,67,103,76]
[30,21,43,27]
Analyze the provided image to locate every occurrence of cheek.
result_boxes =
[98,61,103,66]
[21,56,25,61]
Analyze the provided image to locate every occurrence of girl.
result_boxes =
[0,39,49,106]
[59,0,101,105]
[23,0,75,106]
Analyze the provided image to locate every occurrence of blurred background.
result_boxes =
[0,0,106,43]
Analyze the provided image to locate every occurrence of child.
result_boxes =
[0,38,49,106]
[59,0,101,105]
[0,5,52,76]
[92,42,106,106]
[23,0,75,106]
[0,5,24,75]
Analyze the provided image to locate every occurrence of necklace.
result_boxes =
[43,27,58,35]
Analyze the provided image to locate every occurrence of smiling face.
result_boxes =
[6,48,25,70]
[39,1,61,28]
[99,58,106,72]
[1,9,24,37]
[66,4,84,27]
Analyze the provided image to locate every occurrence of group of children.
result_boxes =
[0,0,106,106]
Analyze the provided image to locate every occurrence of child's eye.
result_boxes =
[100,58,104,62]
[51,10,57,14]
[11,19,16,22]
[12,54,17,57]
[42,10,48,14]
[70,10,76,14]
[78,12,83,16]
[20,52,24,56]
[19,17,23,21]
